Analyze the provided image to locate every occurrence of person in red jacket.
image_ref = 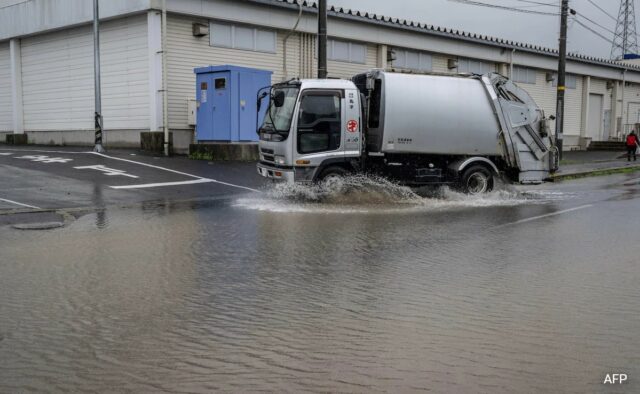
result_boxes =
[627,131,639,161]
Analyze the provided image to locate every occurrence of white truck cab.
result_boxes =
[257,79,363,183]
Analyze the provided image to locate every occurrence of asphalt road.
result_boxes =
[0,146,265,211]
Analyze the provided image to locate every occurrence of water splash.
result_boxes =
[234,175,569,214]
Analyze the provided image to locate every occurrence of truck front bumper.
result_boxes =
[257,163,295,183]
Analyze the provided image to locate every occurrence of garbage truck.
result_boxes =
[256,69,558,194]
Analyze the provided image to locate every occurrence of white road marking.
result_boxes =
[17,155,73,163]
[0,153,13,156]
[110,178,215,189]
[90,152,204,179]
[91,152,261,193]
[211,180,261,193]
[495,204,593,228]
[74,165,139,179]
[0,149,261,193]
[0,149,89,154]
[0,197,41,210]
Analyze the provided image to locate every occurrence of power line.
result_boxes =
[448,0,560,15]
[575,12,616,35]
[573,18,613,43]
[509,0,558,7]
[586,0,617,22]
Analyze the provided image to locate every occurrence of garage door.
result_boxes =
[20,15,149,131]
[0,42,11,132]
[587,93,603,140]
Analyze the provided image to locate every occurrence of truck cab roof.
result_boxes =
[296,78,357,90]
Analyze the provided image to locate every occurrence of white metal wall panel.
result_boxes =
[590,78,610,111]
[100,15,149,129]
[618,83,640,126]
[21,27,94,130]
[564,76,583,137]
[21,15,149,131]
[0,42,11,131]
[167,15,291,130]
[432,54,453,73]
[326,43,377,79]
[517,71,581,149]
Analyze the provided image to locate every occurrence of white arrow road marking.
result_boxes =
[110,179,215,189]
[493,204,593,228]
[74,165,139,179]
[0,197,41,209]
[16,155,73,163]
[91,152,261,193]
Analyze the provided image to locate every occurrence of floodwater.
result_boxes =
[1,176,639,393]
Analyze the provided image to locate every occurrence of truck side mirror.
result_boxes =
[257,91,268,112]
[273,90,285,107]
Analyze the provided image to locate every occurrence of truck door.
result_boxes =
[344,89,362,154]
[296,90,343,157]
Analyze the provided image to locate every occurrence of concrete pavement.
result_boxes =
[552,150,640,181]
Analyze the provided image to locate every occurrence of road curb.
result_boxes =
[550,164,640,182]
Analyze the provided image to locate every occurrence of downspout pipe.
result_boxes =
[621,68,627,139]
[283,2,303,81]
[510,48,515,78]
[317,0,327,79]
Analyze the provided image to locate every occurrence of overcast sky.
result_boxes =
[328,0,624,59]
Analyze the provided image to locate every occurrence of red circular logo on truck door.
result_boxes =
[347,120,358,132]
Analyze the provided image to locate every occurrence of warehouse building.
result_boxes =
[2,0,640,153]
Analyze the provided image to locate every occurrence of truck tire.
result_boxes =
[460,165,494,194]
[317,166,348,185]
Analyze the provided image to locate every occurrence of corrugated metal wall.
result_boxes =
[100,16,149,129]
[166,15,378,130]
[326,44,377,79]
[166,15,290,130]
[432,55,452,73]
[20,15,148,131]
[564,77,583,138]
[0,42,11,132]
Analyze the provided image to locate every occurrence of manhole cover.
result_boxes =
[12,222,65,230]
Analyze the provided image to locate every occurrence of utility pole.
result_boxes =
[93,0,105,153]
[317,0,327,79]
[162,0,169,156]
[554,0,569,160]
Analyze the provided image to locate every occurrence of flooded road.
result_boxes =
[1,174,639,393]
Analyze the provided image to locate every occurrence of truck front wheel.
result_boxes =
[317,166,348,185]
[460,165,494,194]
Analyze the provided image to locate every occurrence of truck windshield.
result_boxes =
[261,86,299,137]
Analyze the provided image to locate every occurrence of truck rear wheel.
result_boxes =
[460,165,494,194]
[317,166,348,185]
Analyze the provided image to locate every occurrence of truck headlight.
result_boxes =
[274,155,286,165]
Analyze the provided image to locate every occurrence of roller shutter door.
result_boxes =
[20,15,148,131]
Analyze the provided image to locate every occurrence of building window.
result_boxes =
[392,48,433,71]
[457,58,494,74]
[210,22,276,53]
[512,66,536,84]
[328,39,366,64]
[551,73,577,89]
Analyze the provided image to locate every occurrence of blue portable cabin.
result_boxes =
[194,65,272,142]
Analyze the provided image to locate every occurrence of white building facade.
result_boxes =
[1,0,640,153]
